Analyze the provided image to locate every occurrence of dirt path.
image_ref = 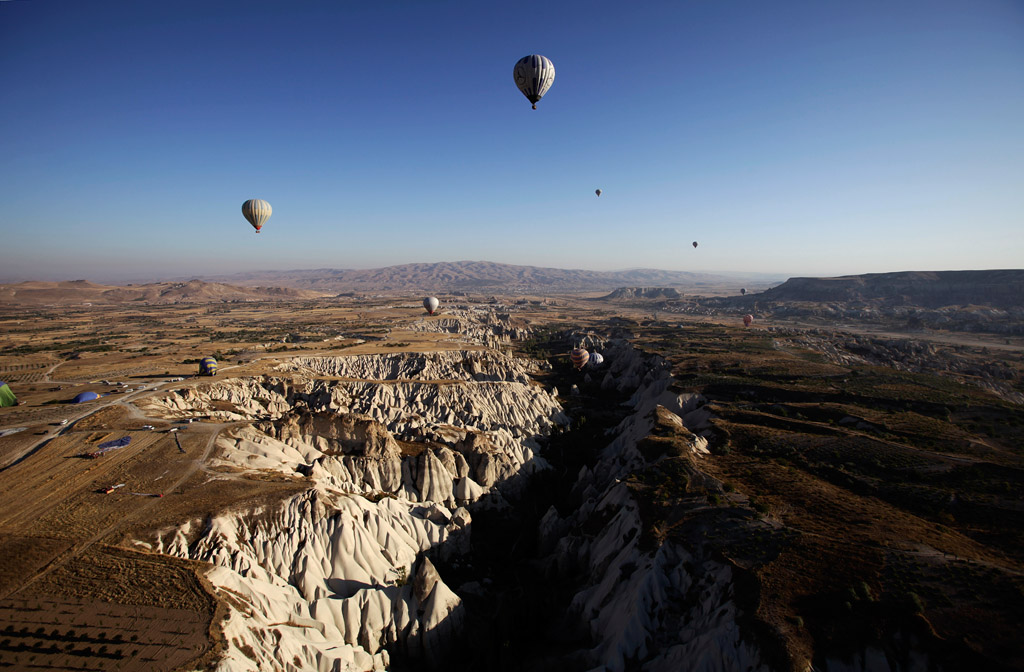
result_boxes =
[0,384,161,470]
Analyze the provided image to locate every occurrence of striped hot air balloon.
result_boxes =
[199,357,218,376]
[242,199,272,233]
[513,55,555,110]
[423,297,439,315]
[589,352,605,368]
[570,348,590,370]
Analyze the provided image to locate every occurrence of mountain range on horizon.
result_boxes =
[2,263,1020,309]
[196,260,782,293]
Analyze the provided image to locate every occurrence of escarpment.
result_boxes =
[135,347,567,671]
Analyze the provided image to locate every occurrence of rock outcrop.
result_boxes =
[600,287,683,300]
[157,490,467,671]
[137,348,567,671]
[280,350,535,383]
[538,341,768,672]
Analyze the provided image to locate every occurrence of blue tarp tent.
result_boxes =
[72,391,99,403]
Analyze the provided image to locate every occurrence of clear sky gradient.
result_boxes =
[1,0,1022,282]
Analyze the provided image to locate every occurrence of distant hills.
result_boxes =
[0,279,324,306]
[201,261,745,293]
[599,287,683,300]
[760,270,1024,309]
[5,267,1018,313]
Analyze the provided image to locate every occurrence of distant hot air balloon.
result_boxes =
[242,199,272,233]
[692,241,698,249]
[740,288,747,295]
[513,55,555,110]
[570,348,590,370]
[589,352,605,367]
[595,189,602,197]
[199,357,218,376]
[423,297,439,315]
[743,314,753,327]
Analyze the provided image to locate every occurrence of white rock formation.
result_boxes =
[280,350,537,384]
[158,489,467,671]
[407,310,530,347]
[135,348,566,671]
[539,340,769,672]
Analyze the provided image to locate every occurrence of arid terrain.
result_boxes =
[1,270,1022,671]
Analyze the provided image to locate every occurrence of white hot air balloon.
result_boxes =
[513,55,555,110]
[242,199,272,233]
[423,297,439,315]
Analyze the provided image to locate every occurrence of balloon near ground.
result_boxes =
[199,357,218,376]
[570,348,590,369]
[423,297,439,315]
[72,391,99,403]
[589,352,605,367]
[743,314,753,327]
[740,288,747,295]
[513,55,555,110]
[242,199,272,233]
[0,381,16,407]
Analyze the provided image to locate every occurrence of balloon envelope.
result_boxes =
[743,314,753,327]
[595,189,602,197]
[199,357,218,376]
[740,288,747,295]
[513,55,555,109]
[570,348,590,370]
[423,297,439,315]
[692,241,698,249]
[589,352,605,367]
[242,199,272,233]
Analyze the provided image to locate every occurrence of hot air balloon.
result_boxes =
[242,199,272,233]
[199,357,218,376]
[423,297,439,315]
[569,348,589,370]
[595,189,602,197]
[743,314,753,327]
[740,288,747,295]
[589,352,605,368]
[692,241,698,249]
[513,55,555,110]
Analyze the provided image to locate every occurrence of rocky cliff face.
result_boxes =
[407,309,531,347]
[761,270,1024,309]
[155,489,467,671]
[135,349,567,671]
[671,270,1024,335]
[280,350,535,383]
[534,339,770,672]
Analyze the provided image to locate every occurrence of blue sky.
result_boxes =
[1,0,1022,282]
